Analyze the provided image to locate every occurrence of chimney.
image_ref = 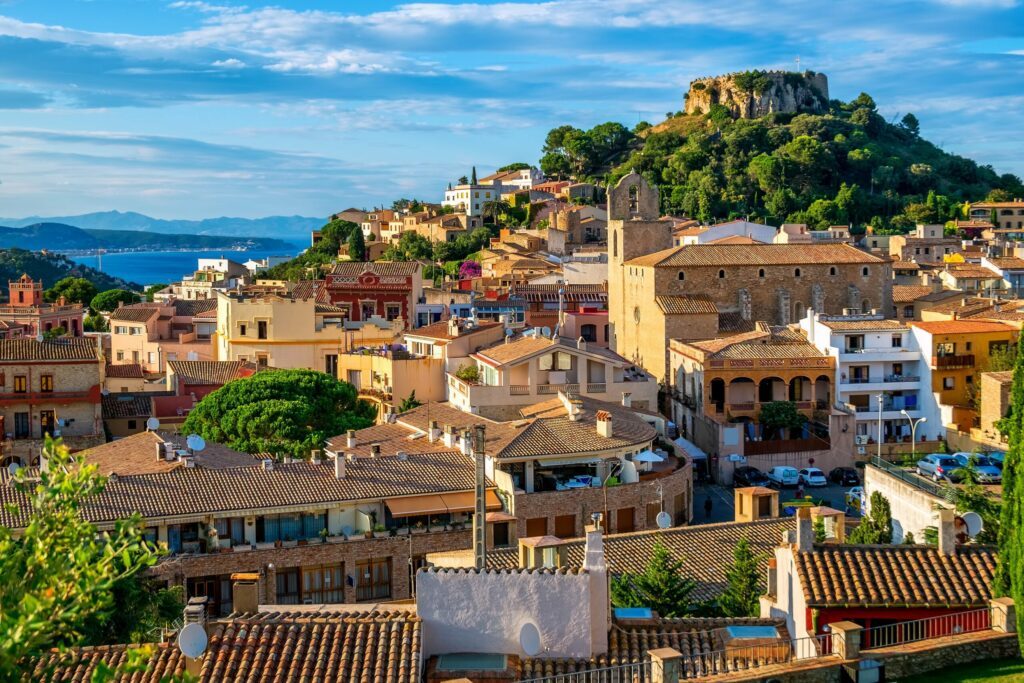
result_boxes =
[448,317,460,337]
[156,442,165,461]
[182,596,208,677]
[346,430,356,448]
[261,458,273,471]
[962,296,970,306]
[442,425,456,448]
[577,336,587,351]
[310,449,322,464]
[795,507,813,552]
[230,573,260,614]
[937,508,956,556]
[952,311,959,321]
[621,392,632,408]
[371,444,381,460]
[583,523,610,656]
[333,453,346,479]
[596,410,613,438]
[428,420,440,442]
[460,429,472,455]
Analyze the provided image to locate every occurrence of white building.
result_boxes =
[443,184,499,219]
[675,219,777,246]
[799,310,940,442]
[479,167,545,192]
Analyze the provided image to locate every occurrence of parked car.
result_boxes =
[767,466,800,488]
[733,466,771,488]
[798,467,828,487]
[916,454,963,482]
[951,454,1002,484]
[987,451,1006,470]
[829,467,860,486]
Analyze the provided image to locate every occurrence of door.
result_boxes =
[14,413,30,439]
[616,507,635,533]
[39,410,55,437]
[525,517,547,537]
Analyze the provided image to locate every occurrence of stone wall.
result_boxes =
[864,462,951,543]
[684,71,830,119]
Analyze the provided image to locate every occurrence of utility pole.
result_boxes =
[876,393,884,461]
[473,424,487,570]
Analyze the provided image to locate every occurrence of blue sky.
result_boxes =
[0,0,1021,219]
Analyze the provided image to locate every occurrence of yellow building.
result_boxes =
[336,347,446,416]
[910,320,1018,431]
[214,282,402,372]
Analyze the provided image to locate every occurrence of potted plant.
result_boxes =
[373,524,388,538]
[411,520,427,534]
[395,525,409,536]
[327,532,346,544]
[319,528,329,544]
[429,517,446,533]
[255,540,276,551]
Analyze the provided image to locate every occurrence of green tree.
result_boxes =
[84,313,109,333]
[951,470,1000,544]
[611,540,697,617]
[758,401,807,439]
[454,364,481,384]
[84,576,183,645]
[0,437,163,677]
[42,325,67,340]
[90,289,141,313]
[44,277,97,306]
[848,491,893,544]
[143,284,167,302]
[717,537,762,617]
[813,516,827,542]
[398,391,423,413]
[900,113,920,138]
[347,228,367,261]
[471,166,478,184]
[995,343,1024,644]
[497,162,531,173]
[181,369,376,460]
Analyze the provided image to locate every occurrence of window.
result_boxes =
[794,268,801,277]
[580,324,597,342]
[966,375,974,385]
[554,514,576,538]
[943,377,955,390]
[325,354,338,376]
[275,568,301,604]
[862,267,870,277]
[526,517,547,537]
[718,269,726,279]
[239,323,247,336]
[758,268,765,278]
[13,376,26,393]
[493,522,510,547]
[965,341,973,351]
[937,342,956,356]
[257,354,269,369]
[633,306,641,324]
[40,375,53,392]
[891,335,902,348]
[303,563,345,603]
[356,558,391,601]
[385,304,401,321]
[127,420,137,430]
[257,320,267,340]
[829,267,837,276]
[628,185,639,214]
[903,305,914,317]
[116,351,124,361]
[677,271,685,280]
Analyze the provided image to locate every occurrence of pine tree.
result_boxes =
[347,228,366,261]
[718,537,762,617]
[995,335,1024,645]
[471,166,478,184]
[848,491,893,544]
[611,540,696,617]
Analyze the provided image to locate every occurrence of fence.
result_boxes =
[860,608,991,650]
[678,633,831,679]
[519,660,651,683]
[869,457,957,503]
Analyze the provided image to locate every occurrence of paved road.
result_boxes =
[693,482,860,525]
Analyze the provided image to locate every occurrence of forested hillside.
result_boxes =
[540,90,1023,230]
[0,249,140,294]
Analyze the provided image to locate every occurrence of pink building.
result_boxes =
[0,275,84,337]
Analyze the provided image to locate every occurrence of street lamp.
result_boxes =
[876,393,885,461]
[900,409,927,461]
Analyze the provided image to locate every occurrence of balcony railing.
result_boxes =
[854,403,917,413]
[933,354,975,369]
[0,390,91,401]
[587,383,607,393]
[861,608,990,650]
[509,385,531,396]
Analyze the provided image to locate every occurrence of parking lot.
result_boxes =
[693,481,860,525]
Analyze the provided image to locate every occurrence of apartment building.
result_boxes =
[174,258,250,300]
[969,199,1024,230]
[109,300,216,373]
[0,337,104,463]
[447,334,658,419]
[323,261,423,326]
[0,274,84,337]
[442,183,498,227]
[888,224,961,266]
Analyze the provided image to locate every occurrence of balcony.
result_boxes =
[933,354,974,369]
[450,373,655,407]
[0,389,92,403]
[708,400,826,418]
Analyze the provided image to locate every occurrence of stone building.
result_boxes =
[607,172,892,381]
[0,274,85,337]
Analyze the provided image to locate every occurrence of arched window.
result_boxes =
[862,299,872,313]
[628,185,640,214]
[829,266,837,276]
[794,268,802,277]
[758,268,765,278]
[718,269,726,279]
[794,301,804,320]
[862,266,869,277]
[677,271,685,281]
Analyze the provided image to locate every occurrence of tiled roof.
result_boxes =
[944,266,1001,280]
[986,257,1024,270]
[0,447,486,528]
[892,261,921,270]
[682,327,829,361]
[78,430,258,476]
[795,544,997,608]
[718,311,756,333]
[0,337,99,361]
[984,370,1014,384]
[105,363,144,378]
[474,334,629,367]
[487,518,792,602]
[101,393,152,419]
[656,295,719,315]
[34,609,420,682]
[920,296,994,316]
[511,284,607,303]
[522,616,788,677]
[168,360,249,386]
[109,305,159,323]
[893,285,933,304]
[911,320,1016,335]
[405,319,503,342]
[626,243,885,268]
[171,298,218,317]
[330,261,420,277]
[818,318,907,331]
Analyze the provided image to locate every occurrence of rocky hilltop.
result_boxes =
[684,70,829,119]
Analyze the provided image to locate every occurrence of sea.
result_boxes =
[69,239,308,287]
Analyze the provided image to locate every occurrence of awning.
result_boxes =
[386,494,448,518]
[674,437,708,460]
[535,457,604,468]
[440,489,503,513]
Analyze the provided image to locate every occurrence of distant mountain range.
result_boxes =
[0,223,296,252]
[0,211,323,239]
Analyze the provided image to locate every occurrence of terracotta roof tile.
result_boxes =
[171,298,218,317]
[892,285,933,304]
[168,360,251,385]
[818,318,907,331]
[0,337,99,361]
[795,545,997,607]
[405,320,503,342]
[101,393,152,419]
[910,320,1016,335]
[109,305,160,323]
[330,261,420,277]
[78,430,258,476]
[626,243,885,268]
[105,363,145,378]
[656,295,719,315]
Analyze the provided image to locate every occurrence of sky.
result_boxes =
[0,0,1021,220]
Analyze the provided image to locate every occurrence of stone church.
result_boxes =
[607,172,892,381]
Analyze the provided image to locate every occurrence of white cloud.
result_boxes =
[212,57,246,68]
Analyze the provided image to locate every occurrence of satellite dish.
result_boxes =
[519,622,542,657]
[146,417,160,431]
[960,511,984,538]
[186,434,206,452]
[541,326,552,338]
[177,622,208,659]
[656,511,672,529]
[35,333,44,343]
[7,462,19,476]
[101,388,110,396]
